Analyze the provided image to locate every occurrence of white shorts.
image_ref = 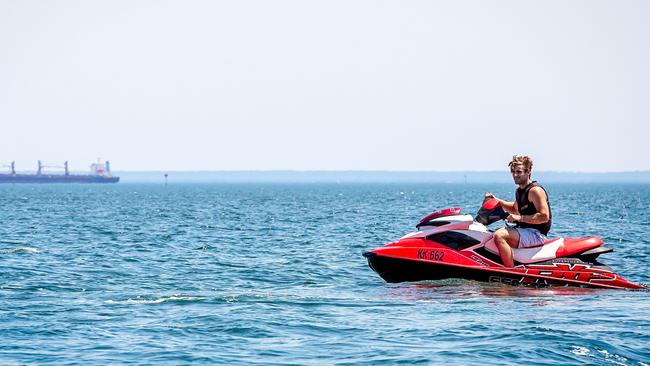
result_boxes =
[517,228,547,248]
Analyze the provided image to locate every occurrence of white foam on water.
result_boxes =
[14,247,39,253]
[0,247,39,254]
[597,349,629,366]
[104,295,205,305]
[570,346,590,357]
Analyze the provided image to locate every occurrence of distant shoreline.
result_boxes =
[111,170,650,183]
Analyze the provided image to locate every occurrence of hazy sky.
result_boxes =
[1,1,649,172]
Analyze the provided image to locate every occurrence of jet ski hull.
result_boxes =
[365,204,646,290]
[364,252,488,284]
[364,251,645,289]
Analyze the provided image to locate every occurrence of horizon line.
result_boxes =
[111,169,650,174]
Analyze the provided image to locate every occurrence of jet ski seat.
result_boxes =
[556,236,604,257]
[485,236,604,264]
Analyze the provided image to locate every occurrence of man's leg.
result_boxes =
[493,227,520,268]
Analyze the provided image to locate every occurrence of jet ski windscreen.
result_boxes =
[475,198,508,225]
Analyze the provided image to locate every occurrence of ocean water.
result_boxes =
[1,183,648,365]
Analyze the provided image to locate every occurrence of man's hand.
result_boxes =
[507,214,521,223]
[484,192,495,199]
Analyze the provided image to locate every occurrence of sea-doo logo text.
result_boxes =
[489,276,520,286]
[489,276,549,286]
[470,255,488,267]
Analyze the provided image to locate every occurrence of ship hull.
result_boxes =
[0,174,119,183]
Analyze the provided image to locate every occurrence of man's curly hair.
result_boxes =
[508,155,533,173]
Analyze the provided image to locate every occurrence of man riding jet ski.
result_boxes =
[486,155,552,268]
[363,201,645,289]
[364,155,645,289]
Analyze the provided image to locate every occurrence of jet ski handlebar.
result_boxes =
[474,198,509,226]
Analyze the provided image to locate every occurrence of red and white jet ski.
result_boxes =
[363,199,646,289]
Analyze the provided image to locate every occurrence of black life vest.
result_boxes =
[515,181,552,235]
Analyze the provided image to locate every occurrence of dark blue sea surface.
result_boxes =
[1,183,649,365]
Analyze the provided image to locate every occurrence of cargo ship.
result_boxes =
[0,160,119,183]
